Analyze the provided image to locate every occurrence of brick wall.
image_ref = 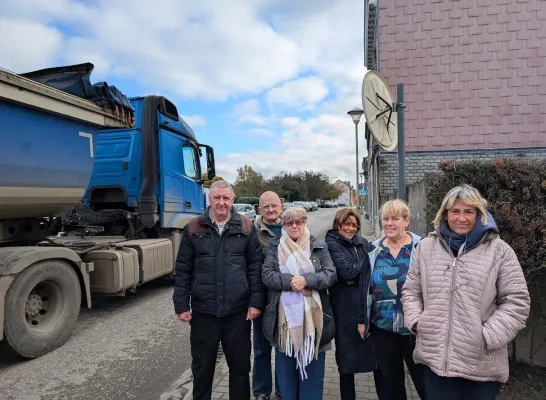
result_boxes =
[379,147,546,198]
[378,0,546,151]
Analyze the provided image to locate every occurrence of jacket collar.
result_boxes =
[430,229,498,254]
[256,215,280,237]
[199,206,242,230]
[370,231,422,252]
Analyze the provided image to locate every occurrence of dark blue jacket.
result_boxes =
[325,229,376,374]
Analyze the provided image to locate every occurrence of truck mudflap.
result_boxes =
[0,246,94,341]
[0,274,14,342]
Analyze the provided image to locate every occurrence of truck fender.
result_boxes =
[0,247,93,339]
[164,213,194,230]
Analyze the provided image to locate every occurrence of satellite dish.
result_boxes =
[361,70,398,151]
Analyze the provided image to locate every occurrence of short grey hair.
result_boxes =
[281,207,307,224]
[209,180,235,197]
[433,184,488,229]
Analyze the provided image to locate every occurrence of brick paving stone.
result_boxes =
[209,341,417,399]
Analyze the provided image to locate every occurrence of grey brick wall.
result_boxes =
[378,0,546,151]
[379,147,546,198]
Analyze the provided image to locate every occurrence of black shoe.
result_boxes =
[255,396,270,400]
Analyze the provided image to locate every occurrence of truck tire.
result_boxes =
[4,260,81,358]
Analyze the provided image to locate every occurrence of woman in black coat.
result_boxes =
[325,208,376,400]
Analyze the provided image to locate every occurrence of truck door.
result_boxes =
[158,129,205,229]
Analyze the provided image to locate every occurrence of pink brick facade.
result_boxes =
[378,0,546,151]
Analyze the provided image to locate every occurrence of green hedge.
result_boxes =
[424,158,546,286]
[235,196,260,205]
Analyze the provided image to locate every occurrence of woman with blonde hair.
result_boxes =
[325,208,375,400]
[357,199,425,399]
[261,207,336,399]
[402,184,530,399]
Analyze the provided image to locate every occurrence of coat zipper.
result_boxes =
[444,256,457,374]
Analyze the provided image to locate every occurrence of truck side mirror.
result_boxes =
[200,144,216,180]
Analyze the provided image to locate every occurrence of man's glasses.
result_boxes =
[284,220,304,227]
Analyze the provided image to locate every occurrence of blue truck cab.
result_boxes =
[84,95,215,233]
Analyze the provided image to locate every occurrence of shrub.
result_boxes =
[235,196,260,205]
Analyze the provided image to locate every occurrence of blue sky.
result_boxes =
[1,0,369,185]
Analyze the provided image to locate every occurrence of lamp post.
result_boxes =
[347,107,364,213]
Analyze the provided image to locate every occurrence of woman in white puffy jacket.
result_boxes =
[401,184,530,400]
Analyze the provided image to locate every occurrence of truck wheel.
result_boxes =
[4,260,81,358]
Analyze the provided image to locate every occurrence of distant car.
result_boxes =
[284,202,295,209]
[234,203,256,222]
[292,201,309,211]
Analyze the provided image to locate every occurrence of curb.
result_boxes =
[181,356,229,400]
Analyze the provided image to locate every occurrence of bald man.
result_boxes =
[252,191,283,400]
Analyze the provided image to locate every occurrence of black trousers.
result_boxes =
[423,366,501,400]
[371,326,426,400]
[339,373,357,400]
[190,309,251,400]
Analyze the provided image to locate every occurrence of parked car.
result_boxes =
[293,201,310,211]
[234,203,256,222]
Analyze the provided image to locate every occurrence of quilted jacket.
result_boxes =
[401,231,530,383]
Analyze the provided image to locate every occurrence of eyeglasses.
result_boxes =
[284,220,304,227]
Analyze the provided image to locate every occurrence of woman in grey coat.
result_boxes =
[261,207,336,400]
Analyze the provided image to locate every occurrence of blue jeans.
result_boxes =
[424,366,501,400]
[275,348,326,400]
[252,317,279,397]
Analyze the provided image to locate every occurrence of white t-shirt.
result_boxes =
[210,210,230,235]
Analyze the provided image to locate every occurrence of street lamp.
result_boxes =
[347,107,364,212]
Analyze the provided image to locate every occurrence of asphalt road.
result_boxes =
[0,207,339,400]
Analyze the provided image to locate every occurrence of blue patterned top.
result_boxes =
[370,241,413,335]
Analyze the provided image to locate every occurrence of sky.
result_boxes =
[0,0,370,186]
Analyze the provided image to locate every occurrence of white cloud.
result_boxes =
[281,117,301,128]
[267,76,329,108]
[217,112,368,185]
[0,0,370,185]
[230,99,269,126]
[0,0,302,99]
[0,17,64,72]
[181,115,206,127]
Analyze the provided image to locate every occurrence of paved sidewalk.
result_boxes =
[208,217,419,399]
[209,343,419,399]
[360,214,377,242]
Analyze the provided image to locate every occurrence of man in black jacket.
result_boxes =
[173,180,265,400]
